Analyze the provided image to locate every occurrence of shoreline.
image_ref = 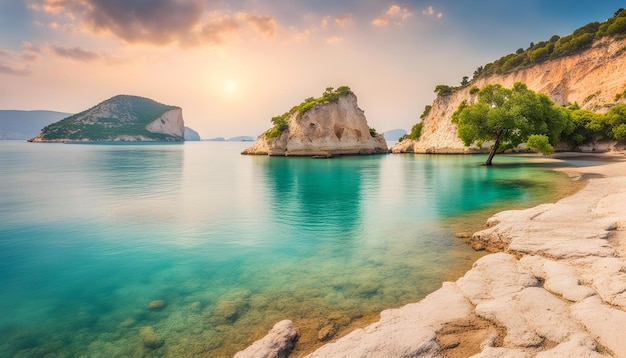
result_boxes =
[237,152,626,357]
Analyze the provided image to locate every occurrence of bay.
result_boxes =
[0,141,581,357]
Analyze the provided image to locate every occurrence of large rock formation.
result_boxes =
[29,95,184,142]
[393,36,626,153]
[242,90,388,156]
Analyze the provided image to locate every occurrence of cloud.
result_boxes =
[334,13,353,27]
[372,5,413,27]
[0,63,31,76]
[321,13,352,29]
[422,6,443,18]
[290,29,311,43]
[52,46,100,62]
[325,36,342,45]
[28,0,280,47]
[198,13,241,46]
[237,13,278,39]
[0,42,41,76]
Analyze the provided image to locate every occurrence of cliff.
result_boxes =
[28,95,184,142]
[242,90,388,156]
[393,37,626,153]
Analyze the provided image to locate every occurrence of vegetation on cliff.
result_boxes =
[477,8,626,77]
[431,8,626,99]
[452,83,570,165]
[265,86,354,139]
[33,95,181,141]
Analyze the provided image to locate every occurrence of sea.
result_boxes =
[0,140,588,357]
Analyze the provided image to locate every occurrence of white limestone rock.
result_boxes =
[234,320,298,358]
[243,91,388,157]
[520,256,596,302]
[305,282,472,357]
[456,253,539,306]
[571,296,626,357]
[392,37,626,154]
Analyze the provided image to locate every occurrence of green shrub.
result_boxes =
[409,123,423,140]
[527,134,554,155]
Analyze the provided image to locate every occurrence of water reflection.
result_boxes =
[256,156,383,242]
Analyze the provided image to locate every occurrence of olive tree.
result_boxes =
[452,82,571,165]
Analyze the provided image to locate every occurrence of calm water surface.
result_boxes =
[0,141,583,357]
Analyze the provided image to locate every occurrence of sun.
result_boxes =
[223,80,237,96]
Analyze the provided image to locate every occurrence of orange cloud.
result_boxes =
[52,45,100,62]
[334,13,353,27]
[422,6,443,18]
[326,36,343,45]
[0,42,41,76]
[28,0,279,47]
[372,5,413,27]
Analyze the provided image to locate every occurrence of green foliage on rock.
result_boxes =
[478,8,626,77]
[452,83,571,165]
[410,123,423,140]
[420,105,432,120]
[37,95,179,141]
[434,85,455,97]
[265,86,353,139]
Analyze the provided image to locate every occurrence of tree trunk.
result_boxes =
[485,128,503,166]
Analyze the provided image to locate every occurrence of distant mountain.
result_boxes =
[206,137,226,141]
[184,127,201,141]
[227,136,255,142]
[0,110,71,140]
[29,95,185,142]
[382,129,407,141]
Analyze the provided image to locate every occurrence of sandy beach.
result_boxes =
[238,153,626,357]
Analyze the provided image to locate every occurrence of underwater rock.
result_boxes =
[234,320,298,358]
[147,300,166,310]
[317,323,337,341]
[139,326,164,349]
[213,300,244,321]
[118,318,136,328]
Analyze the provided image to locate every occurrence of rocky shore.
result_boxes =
[237,154,626,357]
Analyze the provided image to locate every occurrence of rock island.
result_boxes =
[242,86,388,157]
[28,95,184,142]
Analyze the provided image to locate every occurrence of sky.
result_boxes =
[0,1,622,138]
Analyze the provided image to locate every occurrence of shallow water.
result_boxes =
[0,141,584,357]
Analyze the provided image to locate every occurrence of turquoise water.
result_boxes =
[0,141,577,357]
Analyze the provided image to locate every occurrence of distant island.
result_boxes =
[242,86,388,156]
[0,110,71,140]
[382,129,407,141]
[28,95,185,142]
[184,127,201,141]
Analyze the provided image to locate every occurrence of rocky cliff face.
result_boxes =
[243,92,388,156]
[393,37,626,153]
[29,95,184,142]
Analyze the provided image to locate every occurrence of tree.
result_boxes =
[434,84,454,96]
[451,82,571,165]
[461,76,470,86]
